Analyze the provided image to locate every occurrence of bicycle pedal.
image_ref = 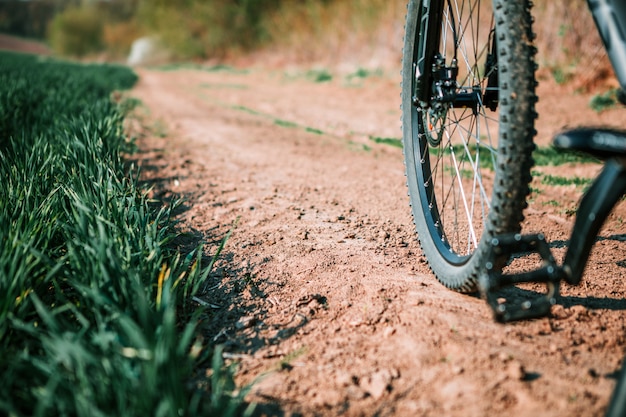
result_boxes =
[479,233,563,322]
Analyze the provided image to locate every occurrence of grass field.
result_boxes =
[0,51,244,417]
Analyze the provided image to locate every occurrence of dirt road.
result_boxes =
[131,66,626,417]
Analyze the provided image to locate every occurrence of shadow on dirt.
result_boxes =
[136,149,318,345]
[494,233,626,312]
[488,286,626,312]
[135,151,313,415]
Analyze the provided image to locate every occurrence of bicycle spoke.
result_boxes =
[402,0,536,289]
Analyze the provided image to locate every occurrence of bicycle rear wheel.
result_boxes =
[401,0,538,292]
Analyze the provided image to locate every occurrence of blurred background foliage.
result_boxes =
[0,0,614,85]
[47,5,103,56]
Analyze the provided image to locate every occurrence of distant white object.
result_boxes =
[127,37,161,66]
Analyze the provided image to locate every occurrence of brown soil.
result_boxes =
[128,65,626,417]
[0,34,50,55]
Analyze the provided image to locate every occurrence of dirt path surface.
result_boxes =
[130,66,626,417]
[0,34,50,55]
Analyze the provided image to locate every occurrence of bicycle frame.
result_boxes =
[403,1,626,414]
[589,0,626,95]
[479,0,626,321]
[477,2,626,415]
[412,0,444,106]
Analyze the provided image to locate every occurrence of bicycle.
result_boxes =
[401,0,626,415]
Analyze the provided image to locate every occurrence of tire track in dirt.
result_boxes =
[130,67,625,417]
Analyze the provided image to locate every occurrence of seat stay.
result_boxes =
[563,158,626,284]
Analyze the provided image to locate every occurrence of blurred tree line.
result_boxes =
[0,0,141,56]
[0,0,610,85]
[0,0,56,38]
[0,0,320,58]
[136,0,283,59]
[0,0,137,38]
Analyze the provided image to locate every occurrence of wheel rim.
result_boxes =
[412,1,498,264]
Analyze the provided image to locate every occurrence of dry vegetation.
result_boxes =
[34,0,612,87]
[533,0,614,91]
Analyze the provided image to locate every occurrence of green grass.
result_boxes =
[374,136,598,172]
[550,66,572,85]
[439,144,597,169]
[274,118,298,128]
[590,88,620,112]
[232,104,263,116]
[345,68,384,85]
[306,68,333,83]
[0,51,245,417]
[540,173,592,188]
[226,102,329,137]
[305,127,324,135]
[369,136,403,148]
[430,144,600,168]
[349,67,382,79]
[427,143,497,170]
[533,170,592,189]
[201,64,249,74]
[532,146,599,166]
